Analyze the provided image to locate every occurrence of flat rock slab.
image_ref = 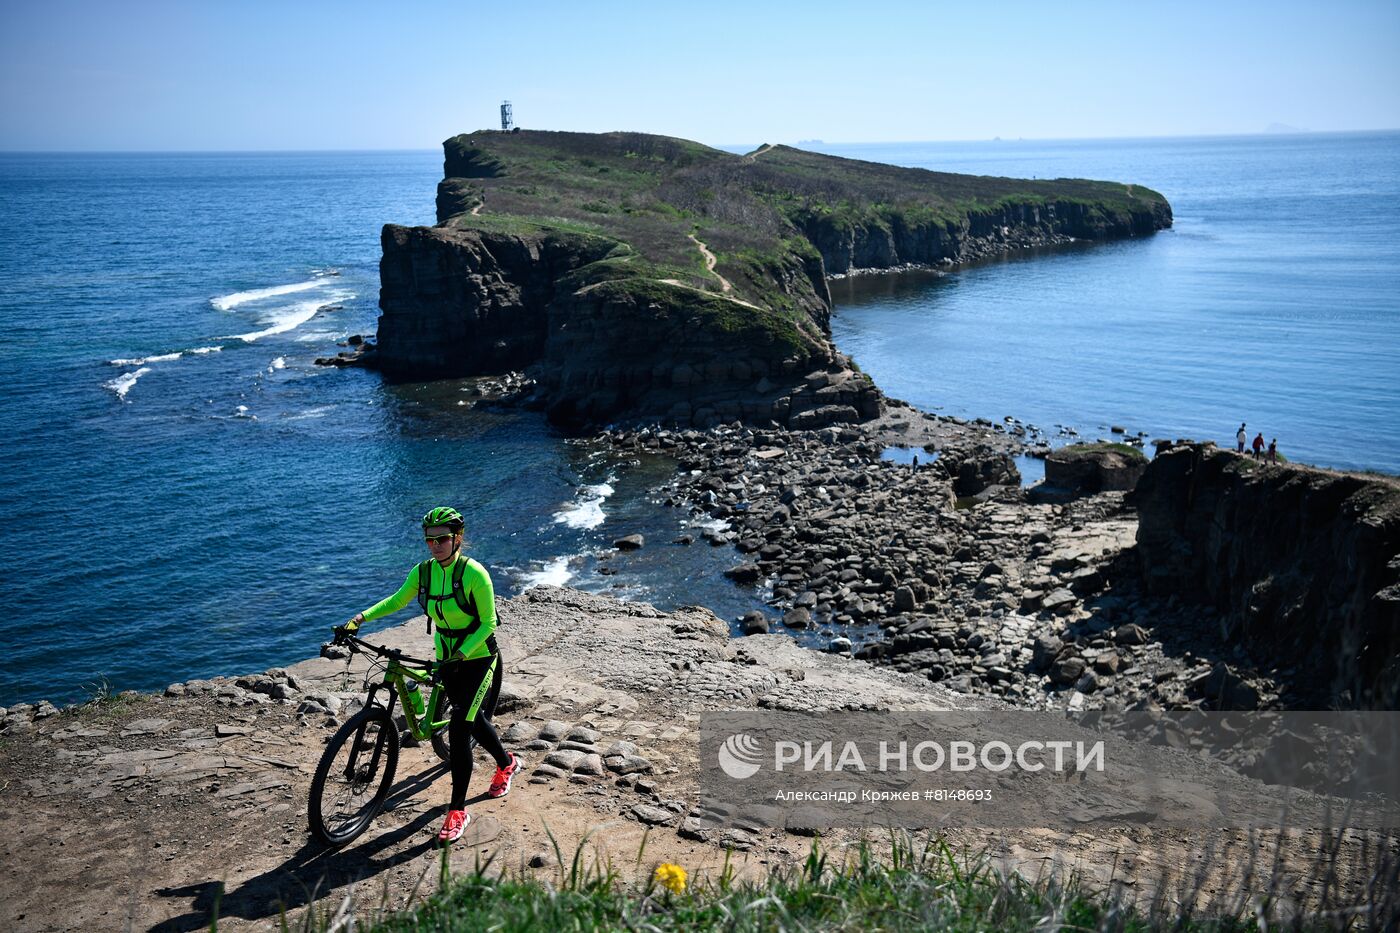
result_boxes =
[215,724,253,737]
[120,718,176,736]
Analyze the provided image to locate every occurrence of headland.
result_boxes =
[349,130,1170,430]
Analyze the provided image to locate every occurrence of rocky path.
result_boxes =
[0,588,983,932]
[2,588,1391,929]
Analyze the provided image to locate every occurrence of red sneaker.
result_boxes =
[436,808,469,845]
[488,753,521,798]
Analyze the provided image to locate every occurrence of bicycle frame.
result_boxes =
[344,636,449,742]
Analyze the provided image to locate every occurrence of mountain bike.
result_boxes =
[307,632,501,846]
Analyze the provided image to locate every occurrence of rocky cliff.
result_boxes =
[1132,443,1400,707]
[372,130,1172,430]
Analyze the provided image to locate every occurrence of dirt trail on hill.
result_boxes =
[1,587,1392,930]
[687,233,732,293]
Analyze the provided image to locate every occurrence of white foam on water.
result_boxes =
[284,405,331,420]
[105,367,151,400]
[224,298,322,342]
[211,280,324,311]
[521,556,574,590]
[190,345,223,355]
[269,357,286,371]
[552,481,615,530]
[108,351,181,366]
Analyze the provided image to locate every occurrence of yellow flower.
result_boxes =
[654,862,687,894]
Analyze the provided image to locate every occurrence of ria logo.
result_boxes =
[717,732,763,779]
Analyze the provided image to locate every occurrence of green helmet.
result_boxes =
[422,506,464,531]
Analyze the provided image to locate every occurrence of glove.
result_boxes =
[333,615,363,645]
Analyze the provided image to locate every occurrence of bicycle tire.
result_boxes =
[429,659,503,762]
[308,705,400,847]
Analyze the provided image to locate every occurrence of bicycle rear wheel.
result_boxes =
[430,658,503,762]
[308,705,400,846]
[429,690,454,762]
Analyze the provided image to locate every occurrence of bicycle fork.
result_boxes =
[342,684,395,783]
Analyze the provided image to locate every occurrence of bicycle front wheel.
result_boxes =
[308,705,400,846]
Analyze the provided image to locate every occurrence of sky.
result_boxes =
[1,0,1397,151]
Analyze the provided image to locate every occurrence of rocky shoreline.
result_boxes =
[4,401,1396,928]
[593,406,1296,717]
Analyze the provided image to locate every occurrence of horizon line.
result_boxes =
[2,126,1397,155]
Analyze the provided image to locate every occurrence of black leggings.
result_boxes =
[439,654,509,809]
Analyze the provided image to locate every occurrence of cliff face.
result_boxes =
[795,198,1172,274]
[372,130,1172,429]
[377,225,614,378]
[378,223,881,429]
[1132,444,1400,707]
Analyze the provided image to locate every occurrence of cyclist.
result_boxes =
[336,506,521,844]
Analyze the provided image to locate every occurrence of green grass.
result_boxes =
[279,832,1346,933]
[1059,442,1149,461]
[432,129,1171,349]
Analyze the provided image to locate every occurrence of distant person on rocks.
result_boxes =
[1252,433,1265,458]
[1268,438,1278,463]
[1236,423,1248,453]
[911,455,918,471]
[335,506,519,846]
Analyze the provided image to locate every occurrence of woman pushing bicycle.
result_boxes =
[335,506,520,845]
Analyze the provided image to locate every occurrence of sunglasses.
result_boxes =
[424,533,457,545]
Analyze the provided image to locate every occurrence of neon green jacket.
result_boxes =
[361,553,497,661]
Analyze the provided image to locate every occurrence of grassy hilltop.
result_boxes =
[435,129,1170,309]
[374,130,1170,426]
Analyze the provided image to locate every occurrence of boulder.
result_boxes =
[1051,656,1087,686]
[783,608,811,629]
[1188,665,1262,711]
[1031,634,1064,671]
[724,563,763,585]
[1041,588,1078,614]
[947,448,1022,497]
[740,612,770,635]
[1044,444,1147,495]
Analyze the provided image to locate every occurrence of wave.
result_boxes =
[284,405,331,421]
[105,367,151,400]
[211,280,324,311]
[521,556,574,590]
[552,481,615,530]
[693,517,730,534]
[268,357,286,372]
[223,298,323,342]
[108,351,181,366]
[190,345,223,355]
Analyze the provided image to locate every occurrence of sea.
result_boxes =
[2,131,1397,707]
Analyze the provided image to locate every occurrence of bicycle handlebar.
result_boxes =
[336,633,435,671]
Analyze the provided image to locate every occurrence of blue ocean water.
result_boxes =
[2,134,1396,707]
[0,151,767,707]
[819,132,1400,472]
